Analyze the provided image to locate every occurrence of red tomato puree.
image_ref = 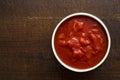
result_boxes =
[54,16,108,69]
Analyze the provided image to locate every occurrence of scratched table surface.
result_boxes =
[0,0,120,80]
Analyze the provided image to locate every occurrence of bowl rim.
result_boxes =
[51,12,111,72]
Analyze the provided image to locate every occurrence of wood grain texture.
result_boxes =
[0,0,120,80]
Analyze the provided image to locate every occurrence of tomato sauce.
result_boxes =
[54,16,108,69]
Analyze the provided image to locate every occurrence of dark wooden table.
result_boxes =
[0,0,120,80]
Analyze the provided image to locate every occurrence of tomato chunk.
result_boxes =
[58,33,65,39]
[72,20,84,32]
[67,37,80,47]
[72,47,84,58]
[80,37,90,46]
[59,40,66,45]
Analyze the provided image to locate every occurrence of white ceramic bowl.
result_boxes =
[51,12,111,72]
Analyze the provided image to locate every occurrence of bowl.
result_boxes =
[51,12,111,72]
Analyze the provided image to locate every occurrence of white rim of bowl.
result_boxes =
[52,12,111,72]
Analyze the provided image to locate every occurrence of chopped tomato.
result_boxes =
[54,16,108,69]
